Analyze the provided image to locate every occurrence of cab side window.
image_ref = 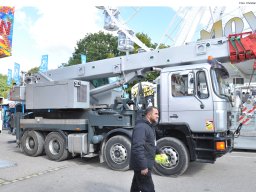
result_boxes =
[197,71,209,99]
[171,74,193,97]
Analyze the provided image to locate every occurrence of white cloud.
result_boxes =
[0,2,102,75]
[29,4,101,51]
[29,4,102,70]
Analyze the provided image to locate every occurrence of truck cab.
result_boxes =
[153,62,233,176]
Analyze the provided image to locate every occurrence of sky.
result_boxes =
[0,0,254,77]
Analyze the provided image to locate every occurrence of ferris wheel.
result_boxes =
[96,6,254,52]
[96,6,228,51]
[96,6,151,53]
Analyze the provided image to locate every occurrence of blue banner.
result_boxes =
[13,62,20,85]
[81,54,86,64]
[39,55,48,72]
[7,69,12,86]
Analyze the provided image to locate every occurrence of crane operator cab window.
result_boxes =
[171,73,194,97]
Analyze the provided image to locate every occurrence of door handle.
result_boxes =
[170,114,178,118]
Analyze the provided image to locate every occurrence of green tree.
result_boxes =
[152,42,170,49]
[27,66,39,75]
[64,31,123,87]
[65,31,121,67]
[133,33,154,53]
[64,31,169,90]
[0,74,10,98]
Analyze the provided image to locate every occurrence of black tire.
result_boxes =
[153,137,189,176]
[21,131,44,157]
[104,135,131,171]
[44,132,69,161]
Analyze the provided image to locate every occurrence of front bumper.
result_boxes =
[192,130,234,163]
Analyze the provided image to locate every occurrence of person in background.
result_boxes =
[5,111,10,130]
[10,112,15,135]
[130,106,161,192]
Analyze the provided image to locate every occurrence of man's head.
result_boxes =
[145,106,159,124]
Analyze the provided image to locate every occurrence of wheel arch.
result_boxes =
[158,124,196,161]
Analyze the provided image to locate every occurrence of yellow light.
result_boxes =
[216,141,226,151]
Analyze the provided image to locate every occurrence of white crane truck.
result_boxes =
[10,32,256,176]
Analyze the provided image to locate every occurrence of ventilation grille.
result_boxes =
[77,85,87,102]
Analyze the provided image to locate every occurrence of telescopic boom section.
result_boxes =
[36,32,256,85]
[37,37,230,84]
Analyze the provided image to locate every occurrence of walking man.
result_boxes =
[130,106,160,192]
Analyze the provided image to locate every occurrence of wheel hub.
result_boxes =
[26,137,35,150]
[110,144,127,164]
[49,140,60,155]
[161,147,179,168]
[29,138,35,148]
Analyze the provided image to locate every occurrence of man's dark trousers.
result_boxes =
[130,170,155,192]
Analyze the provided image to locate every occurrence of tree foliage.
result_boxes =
[63,31,124,87]
[62,31,170,90]
[133,33,154,52]
[0,74,10,98]
[65,31,122,67]
[27,66,39,75]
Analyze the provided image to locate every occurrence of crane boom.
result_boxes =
[36,32,256,86]
[36,37,230,83]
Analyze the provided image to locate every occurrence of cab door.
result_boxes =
[168,69,214,132]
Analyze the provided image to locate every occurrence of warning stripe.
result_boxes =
[239,106,256,125]
[238,115,246,122]
[242,118,251,125]
[247,106,256,114]
[242,106,248,113]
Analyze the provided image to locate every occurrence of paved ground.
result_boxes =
[1,130,256,192]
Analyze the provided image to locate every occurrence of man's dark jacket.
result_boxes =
[130,119,160,171]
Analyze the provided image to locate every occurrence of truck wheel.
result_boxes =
[153,137,189,176]
[104,135,131,171]
[44,132,69,161]
[21,131,44,157]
